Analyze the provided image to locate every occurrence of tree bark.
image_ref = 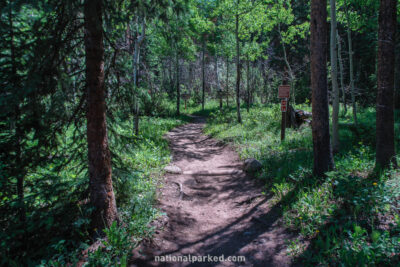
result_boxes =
[376,0,397,169]
[215,54,222,109]
[344,0,357,124]
[279,27,296,106]
[202,38,206,110]
[84,0,118,233]
[226,57,230,106]
[395,39,400,109]
[337,30,347,115]
[261,60,269,103]
[176,50,180,116]
[310,0,335,176]
[132,18,145,136]
[246,57,250,112]
[330,0,340,153]
[235,3,242,124]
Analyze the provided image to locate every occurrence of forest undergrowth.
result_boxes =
[204,103,400,266]
[1,107,191,266]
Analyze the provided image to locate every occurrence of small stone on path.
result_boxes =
[164,165,182,174]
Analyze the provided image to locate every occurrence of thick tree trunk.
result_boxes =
[202,38,206,110]
[396,40,400,109]
[330,0,340,153]
[235,6,242,124]
[84,0,118,233]
[344,0,357,124]
[310,0,335,176]
[337,30,347,115]
[376,0,397,169]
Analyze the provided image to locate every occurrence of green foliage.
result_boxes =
[1,0,399,266]
[0,114,185,265]
[205,104,400,266]
[87,222,133,267]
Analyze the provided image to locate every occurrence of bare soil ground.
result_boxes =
[131,117,295,267]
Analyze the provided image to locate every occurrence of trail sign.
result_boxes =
[278,85,290,99]
[181,93,191,100]
[278,84,290,142]
[281,99,288,112]
[181,93,191,111]
[217,90,229,98]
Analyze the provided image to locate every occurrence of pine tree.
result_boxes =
[84,0,118,233]
[310,0,335,176]
[376,0,397,170]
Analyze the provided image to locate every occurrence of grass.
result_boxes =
[3,98,399,266]
[203,103,400,266]
[1,114,187,266]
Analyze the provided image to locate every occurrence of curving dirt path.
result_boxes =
[131,117,294,267]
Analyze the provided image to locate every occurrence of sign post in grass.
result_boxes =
[278,85,290,141]
[181,93,191,111]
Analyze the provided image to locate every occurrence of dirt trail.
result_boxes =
[132,117,294,267]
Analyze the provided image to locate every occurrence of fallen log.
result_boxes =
[286,105,312,129]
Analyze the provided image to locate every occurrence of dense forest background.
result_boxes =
[0,0,399,265]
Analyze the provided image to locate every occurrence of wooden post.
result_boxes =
[181,93,190,112]
[280,98,288,141]
[278,84,290,142]
[281,111,286,141]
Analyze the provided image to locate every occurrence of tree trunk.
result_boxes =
[344,0,357,124]
[330,0,340,153]
[169,57,174,90]
[226,57,230,106]
[202,38,206,110]
[189,62,194,91]
[376,0,397,169]
[131,18,145,136]
[395,38,400,108]
[279,24,296,106]
[235,4,242,124]
[215,54,222,109]
[84,0,118,234]
[134,51,140,136]
[246,57,250,112]
[337,30,347,115]
[176,51,180,116]
[310,0,335,176]
[261,61,269,103]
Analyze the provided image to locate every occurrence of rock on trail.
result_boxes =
[131,116,295,267]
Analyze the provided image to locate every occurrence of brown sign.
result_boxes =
[281,99,288,112]
[181,93,191,100]
[217,90,229,98]
[278,85,290,99]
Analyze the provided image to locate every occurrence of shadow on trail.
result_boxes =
[131,114,324,267]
